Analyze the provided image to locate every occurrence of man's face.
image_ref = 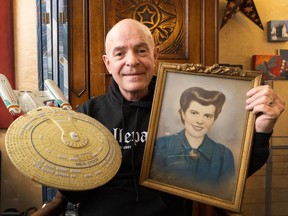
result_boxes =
[181,101,216,139]
[102,21,159,101]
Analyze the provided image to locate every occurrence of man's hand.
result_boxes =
[246,85,285,133]
[31,191,68,216]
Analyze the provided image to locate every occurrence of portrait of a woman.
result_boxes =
[150,86,235,200]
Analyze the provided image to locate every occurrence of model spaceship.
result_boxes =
[0,73,71,116]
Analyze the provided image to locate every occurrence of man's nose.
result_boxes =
[125,52,140,67]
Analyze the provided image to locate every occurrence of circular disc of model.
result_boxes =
[5,106,122,191]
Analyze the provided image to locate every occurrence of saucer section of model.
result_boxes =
[5,106,122,191]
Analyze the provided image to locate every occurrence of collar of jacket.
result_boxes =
[108,76,156,109]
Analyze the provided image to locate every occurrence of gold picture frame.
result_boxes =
[139,62,263,212]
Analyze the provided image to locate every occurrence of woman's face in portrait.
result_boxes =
[181,101,216,138]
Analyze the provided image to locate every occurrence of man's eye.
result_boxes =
[115,52,123,57]
[138,49,148,54]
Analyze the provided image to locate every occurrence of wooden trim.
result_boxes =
[68,0,90,109]
[89,0,106,98]
[189,0,201,64]
[189,0,218,65]
[201,0,219,65]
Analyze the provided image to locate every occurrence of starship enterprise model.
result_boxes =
[5,106,122,190]
[1,74,122,190]
[0,73,71,116]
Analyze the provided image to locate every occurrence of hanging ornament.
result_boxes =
[221,0,264,30]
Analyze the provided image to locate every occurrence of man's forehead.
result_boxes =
[109,25,149,40]
[110,32,148,43]
[105,20,154,50]
[106,31,152,53]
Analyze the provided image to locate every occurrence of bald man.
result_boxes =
[32,19,285,216]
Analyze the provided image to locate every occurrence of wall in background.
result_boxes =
[219,0,288,69]
[0,0,16,128]
[13,0,38,90]
[219,1,288,215]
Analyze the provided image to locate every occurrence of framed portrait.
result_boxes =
[139,62,263,212]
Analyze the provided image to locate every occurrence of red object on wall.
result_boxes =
[0,0,16,128]
[252,55,282,80]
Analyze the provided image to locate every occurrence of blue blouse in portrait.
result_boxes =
[150,129,236,200]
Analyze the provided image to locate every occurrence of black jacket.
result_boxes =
[60,76,270,216]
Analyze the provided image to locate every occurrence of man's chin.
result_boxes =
[125,85,146,93]
[124,79,148,89]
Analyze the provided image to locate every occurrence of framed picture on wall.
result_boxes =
[278,49,288,79]
[252,54,282,80]
[139,62,262,212]
[267,20,288,42]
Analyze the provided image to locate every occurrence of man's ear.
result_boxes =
[154,46,160,62]
[102,55,111,74]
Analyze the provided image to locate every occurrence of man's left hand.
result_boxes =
[246,85,285,133]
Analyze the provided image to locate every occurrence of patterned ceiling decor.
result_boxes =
[110,0,186,59]
[221,0,264,30]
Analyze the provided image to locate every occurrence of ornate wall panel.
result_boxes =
[105,0,187,59]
